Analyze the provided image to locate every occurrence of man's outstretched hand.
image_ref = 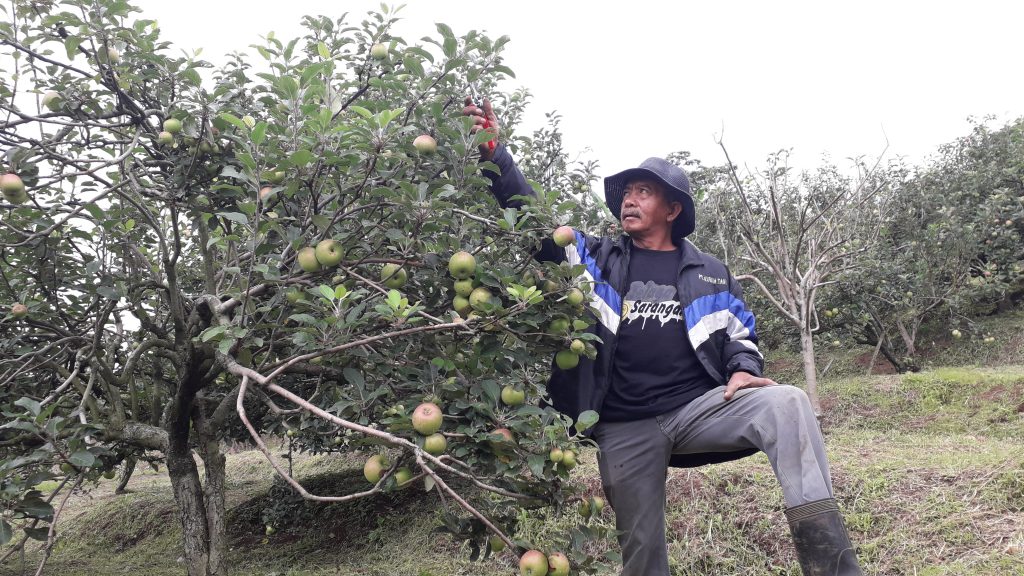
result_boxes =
[462,96,499,161]
[723,371,778,401]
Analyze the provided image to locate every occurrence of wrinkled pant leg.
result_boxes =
[594,417,673,576]
[662,385,833,507]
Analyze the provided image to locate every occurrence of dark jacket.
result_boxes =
[484,145,764,467]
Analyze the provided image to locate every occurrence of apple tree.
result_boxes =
[0,2,613,574]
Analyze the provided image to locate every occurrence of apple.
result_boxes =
[363,454,388,483]
[285,289,306,304]
[98,46,120,64]
[561,449,577,470]
[393,466,413,489]
[521,270,537,287]
[548,317,570,335]
[199,140,213,154]
[1,173,27,203]
[489,535,506,553]
[60,463,73,474]
[412,402,443,435]
[265,525,276,536]
[41,90,62,112]
[103,469,116,480]
[286,429,296,438]
[501,385,526,407]
[452,295,472,316]
[448,251,476,279]
[157,131,174,146]
[570,339,585,355]
[370,43,388,59]
[578,498,592,517]
[548,552,570,576]
[380,263,407,289]
[469,287,494,311]
[315,239,344,267]
[553,226,576,248]
[549,447,564,463]
[566,288,585,307]
[555,350,580,370]
[297,247,322,273]
[423,433,447,456]
[413,134,437,154]
[10,303,28,319]
[489,427,514,448]
[453,278,474,297]
[259,186,276,205]
[543,279,560,294]
[163,118,182,135]
[591,496,605,515]
[333,436,343,446]
[265,170,286,184]
[519,550,548,576]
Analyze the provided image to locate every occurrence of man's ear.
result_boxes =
[666,201,682,223]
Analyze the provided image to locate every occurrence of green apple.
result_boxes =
[453,278,474,297]
[555,350,580,370]
[423,433,447,456]
[370,43,388,59]
[489,427,514,449]
[163,117,182,134]
[1,173,27,203]
[570,339,585,354]
[285,289,306,304]
[297,247,322,273]
[561,449,577,470]
[315,239,344,267]
[578,498,592,517]
[519,550,548,576]
[265,170,286,184]
[413,134,437,154]
[393,466,413,489]
[566,288,585,307]
[103,469,116,480]
[469,287,494,311]
[489,535,506,553]
[412,402,443,435]
[547,552,570,576]
[549,447,564,463]
[448,251,476,279]
[553,226,576,247]
[951,329,962,339]
[157,131,174,146]
[265,524,276,536]
[98,46,120,64]
[548,317,570,335]
[453,295,472,316]
[41,90,62,112]
[591,496,605,515]
[380,263,407,289]
[501,385,526,407]
[363,454,388,483]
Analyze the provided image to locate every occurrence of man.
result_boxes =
[463,98,863,576]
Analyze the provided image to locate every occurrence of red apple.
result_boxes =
[553,226,576,247]
[412,402,443,435]
[548,552,570,576]
[519,550,548,576]
[413,134,437,154]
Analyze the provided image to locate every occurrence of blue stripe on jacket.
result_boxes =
[683,291,757,338]
[575,231,622,314]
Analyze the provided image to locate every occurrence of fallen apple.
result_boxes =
[519,550,548,576]
[548,552,570,576]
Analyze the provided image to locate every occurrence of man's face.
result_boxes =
[619,178,682,237]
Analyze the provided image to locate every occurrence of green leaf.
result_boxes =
[423,475,435,492]
[387,289,401,309]
[290,149,312,167]
[317,41,330,59]
[527,453,547,477]
[64,36,82,60]
[574,410,600,433]
[481,380,500,405]
[349,105,373,119]
[318,285,336,301]
[16,496,53,520]
[24,527,50,541]
[219,112,246,131]
[216,212,249,226]
[14,397,41,417]
[288,314,318,325]
[250,121,267,145]
[68,450,96,468]
[200,325,227,342]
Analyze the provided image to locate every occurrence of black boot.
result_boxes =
[785,498,864,576]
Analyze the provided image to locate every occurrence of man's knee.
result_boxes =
[764,384,814,416]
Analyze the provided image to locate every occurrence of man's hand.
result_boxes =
[462,96,499,161]
[723,371,778,401]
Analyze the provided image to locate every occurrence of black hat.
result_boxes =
[603,157,695,240]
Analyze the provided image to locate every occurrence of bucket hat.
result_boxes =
[603,158,695,240]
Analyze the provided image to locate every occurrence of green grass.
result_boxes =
[4,314,1024,575]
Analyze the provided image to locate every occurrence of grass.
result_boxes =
[4,312,1024,575]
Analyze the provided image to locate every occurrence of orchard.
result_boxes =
[0,2,611,575]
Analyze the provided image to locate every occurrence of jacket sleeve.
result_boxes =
[722,273,765,380]
[480,144,566,264]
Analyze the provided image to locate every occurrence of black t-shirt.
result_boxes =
[600,246,718,422]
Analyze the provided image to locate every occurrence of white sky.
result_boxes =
[135,0,1024,183]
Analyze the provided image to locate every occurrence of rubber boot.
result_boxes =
[785,498,864,576]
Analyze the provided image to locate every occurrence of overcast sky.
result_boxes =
[135,0,1024,183]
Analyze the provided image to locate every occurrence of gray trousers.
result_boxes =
[593,384,833,576]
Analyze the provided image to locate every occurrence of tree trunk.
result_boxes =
[799,328,822,415]
[199,435,228,576]
[167,437,212,576]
